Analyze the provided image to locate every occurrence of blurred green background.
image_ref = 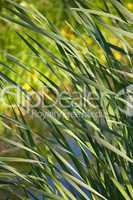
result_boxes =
[0,0,132,61]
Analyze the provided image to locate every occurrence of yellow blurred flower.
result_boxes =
[31,71,38,81]
[23,83,31,91]
[114,52,122,60]
[60,25,75,40]
[82,35,93,44]
[87,38,93,45]
[127,3,133,10]
[111,37,118,45]
[100,54,106,64]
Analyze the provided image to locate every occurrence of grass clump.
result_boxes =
[0,0,133,199]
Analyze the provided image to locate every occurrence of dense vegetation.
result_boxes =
[0,0,133,199]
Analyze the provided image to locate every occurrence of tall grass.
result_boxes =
[0,0,133,199]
